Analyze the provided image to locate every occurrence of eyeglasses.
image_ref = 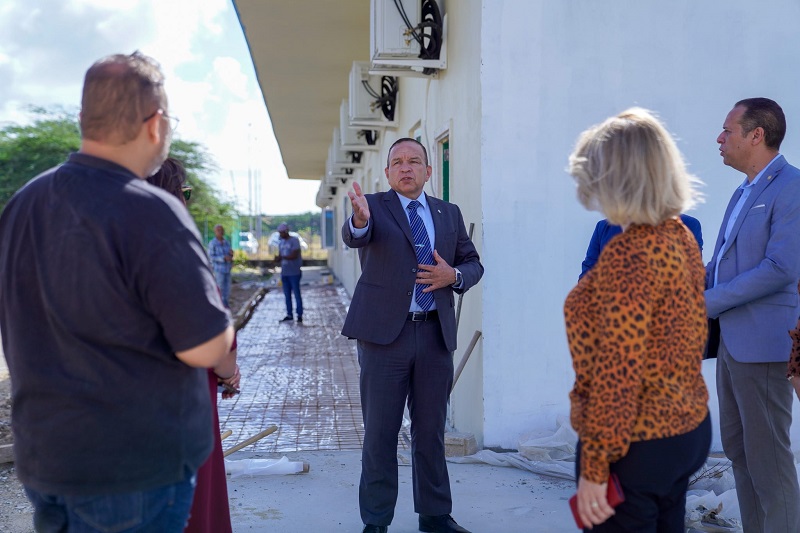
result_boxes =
[181,185,193,202]
[142,109,180,132]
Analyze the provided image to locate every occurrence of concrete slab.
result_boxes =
[226,451,577,532]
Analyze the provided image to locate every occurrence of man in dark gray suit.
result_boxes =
[343,138,483,533]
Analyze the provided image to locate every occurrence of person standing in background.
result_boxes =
[209,224,234,307]
[276,222,304,323]
[706,97,800,531]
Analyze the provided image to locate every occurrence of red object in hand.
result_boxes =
[568,473,625,529]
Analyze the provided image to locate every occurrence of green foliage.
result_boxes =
[0,108,240,237]
[231,249,249,267]
[261,212,321,236]
[0,107,80,209]
[168,139,238,241]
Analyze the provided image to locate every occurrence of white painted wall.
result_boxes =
[324,0,800,453]
[481,0,800,450]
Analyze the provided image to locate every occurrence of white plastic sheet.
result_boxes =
[443,419,767,530]
[225,456,306,478]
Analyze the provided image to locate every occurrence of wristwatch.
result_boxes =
[453,268,463,287]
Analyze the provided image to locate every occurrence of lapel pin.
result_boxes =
[767,175,773,181]
[437,209,441,213]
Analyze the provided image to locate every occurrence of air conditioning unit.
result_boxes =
[370,0,446,74]
[316,180,336,208]
[340,100,380,151]
[325,152,356,185]
[330,129,364,170]
[349,62,398,129]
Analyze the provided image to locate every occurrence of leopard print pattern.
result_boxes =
[564,218,709,483]
[788,281,800,379]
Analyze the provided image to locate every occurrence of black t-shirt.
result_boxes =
[0,153,231,495]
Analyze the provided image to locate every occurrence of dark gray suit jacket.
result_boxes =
[341,190,483,352]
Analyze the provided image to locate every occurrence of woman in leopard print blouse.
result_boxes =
[565,108,711,530]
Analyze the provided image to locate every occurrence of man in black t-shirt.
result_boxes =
[0,52,233,532]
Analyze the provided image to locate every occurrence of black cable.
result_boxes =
[360,130,378,145]
[380,76,398,122]
[393,0,423,46]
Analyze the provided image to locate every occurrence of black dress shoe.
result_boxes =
[362,525,388,533]
[419,514,471,533]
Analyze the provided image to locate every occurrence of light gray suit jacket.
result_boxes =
[705,155,800,363]
[341,190,483,353]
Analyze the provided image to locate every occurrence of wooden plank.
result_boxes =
[0,443,14,464]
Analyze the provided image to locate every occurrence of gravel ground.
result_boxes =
[0,280,264,532]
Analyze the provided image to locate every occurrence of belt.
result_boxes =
[407,310,438,322]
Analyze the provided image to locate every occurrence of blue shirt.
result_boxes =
[279,235,302,276]
[208,237,232,274]
[580,214,704,279]
[712,154,780,286]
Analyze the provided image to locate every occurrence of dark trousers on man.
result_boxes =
[357,319,454,526]
[281,273,303,318]
[716,337,800,532]
[576,415,710,532]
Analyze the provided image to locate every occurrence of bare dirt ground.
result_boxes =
[0,280,264,532]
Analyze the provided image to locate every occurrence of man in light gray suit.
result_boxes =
[706,98,800,531]
[343,138,483,533]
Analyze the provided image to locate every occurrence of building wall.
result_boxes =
[481,0,800,450]
[326,0,800,452]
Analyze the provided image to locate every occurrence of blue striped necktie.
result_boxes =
[407,200,435,311]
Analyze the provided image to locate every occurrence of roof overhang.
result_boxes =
[233,0,369,181]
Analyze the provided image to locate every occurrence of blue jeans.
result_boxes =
[215,270,231,307]
[24,469,196,533]
[282,274,303,317]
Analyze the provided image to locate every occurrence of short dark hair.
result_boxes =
[735,97,786,150]
[80,51,167,144]
[146,158,187,201]
[386,137,429,168]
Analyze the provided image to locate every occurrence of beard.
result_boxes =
[145,135,172,177]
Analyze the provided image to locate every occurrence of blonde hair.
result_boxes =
[568,107,702,226]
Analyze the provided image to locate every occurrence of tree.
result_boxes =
[0,107,80,208]
[168,138,239,241]
[0,108,239,238]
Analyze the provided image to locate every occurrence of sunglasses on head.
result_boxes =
[181,185,193,201]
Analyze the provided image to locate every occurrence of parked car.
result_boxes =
[238,231,259,255]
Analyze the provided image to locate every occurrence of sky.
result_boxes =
[0,0,321,215]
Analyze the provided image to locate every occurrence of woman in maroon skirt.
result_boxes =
[148,158,239,533]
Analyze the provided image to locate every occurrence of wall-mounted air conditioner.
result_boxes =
[340,100,380,151]
[370,0,446,75]
[349,62,398,129]
[325,151,356,185]
[330,128,364,170]
[316,180,336,208]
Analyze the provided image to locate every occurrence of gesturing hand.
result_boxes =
[347,182,370,228]
[416,250,457,292]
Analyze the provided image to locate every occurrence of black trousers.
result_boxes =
[576,414,711,532]
[357,319,453,526]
